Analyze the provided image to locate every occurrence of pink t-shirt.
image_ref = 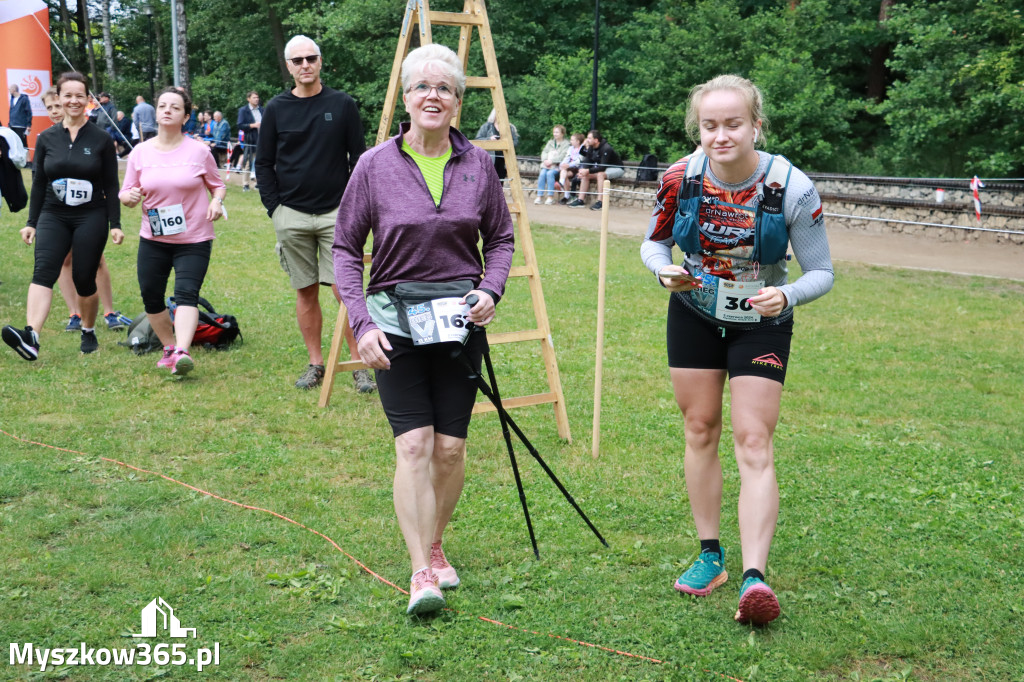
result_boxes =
[121,137,225,243]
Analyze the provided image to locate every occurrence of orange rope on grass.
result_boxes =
[2,426,752,678]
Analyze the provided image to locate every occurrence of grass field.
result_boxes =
[1,172,1022,681]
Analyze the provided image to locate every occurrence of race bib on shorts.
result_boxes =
[689,274,763,323]
[406,297,472,346]
[52,178,93,206]
[147,204,187,236]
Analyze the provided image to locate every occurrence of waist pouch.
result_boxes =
[387,280,475,346]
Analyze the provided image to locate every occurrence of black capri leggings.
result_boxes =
[137,238,213,314]
[31,205,108,297]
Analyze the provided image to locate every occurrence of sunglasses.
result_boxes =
[288,54,320,66]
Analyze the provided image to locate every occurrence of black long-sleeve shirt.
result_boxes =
[255,85,365,217]
[27,121,120,229]
[580,140,623,174]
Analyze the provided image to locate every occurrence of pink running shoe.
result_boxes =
[171,349,194,376]
[430,543,460,589]
[734,577,781,625]
[156,345,175,369]
[407,568,445,615]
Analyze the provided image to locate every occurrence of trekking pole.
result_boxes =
[462,294,538,557]
[461,296,609,550]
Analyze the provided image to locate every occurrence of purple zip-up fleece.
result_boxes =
[333,123,515,341]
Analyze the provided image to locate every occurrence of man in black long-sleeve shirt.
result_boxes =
[255,34,372,393]
[568,129,624,211]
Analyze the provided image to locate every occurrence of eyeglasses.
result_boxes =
[288,54,320,66]
[409,82,455,100]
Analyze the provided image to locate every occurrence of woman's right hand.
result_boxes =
[658,264,702,292]
[120,186,145,207]
[541,160,552,168]
[19,226,35,245]
[357,329,393,370]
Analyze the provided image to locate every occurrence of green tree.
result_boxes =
[874,0,1024,176]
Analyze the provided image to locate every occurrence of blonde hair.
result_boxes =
[401,44,466,100]
[685,74,769,149]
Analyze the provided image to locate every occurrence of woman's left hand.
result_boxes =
[110,228,125,245]
[464,290,495,326]
[748,286,788,318]
[207,199,224,222]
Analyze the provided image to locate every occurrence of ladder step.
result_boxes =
[508,265,533,277]
[332,359,370,372]
[465,76,497,88]
[428,10,485,26]
[487,329,546,344]
[472,139,511,152]
[472,392,557,414]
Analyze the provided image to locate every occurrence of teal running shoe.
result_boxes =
[734,576,780,625]
[674,549,728,596]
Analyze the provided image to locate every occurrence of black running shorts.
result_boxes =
[667,294,794,384]
[375,330,487,438]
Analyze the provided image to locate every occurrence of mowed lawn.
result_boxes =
[1,170,1022,681]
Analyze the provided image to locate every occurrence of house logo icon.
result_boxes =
[131,598,196,638]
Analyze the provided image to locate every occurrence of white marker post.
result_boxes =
[592,180,611,459]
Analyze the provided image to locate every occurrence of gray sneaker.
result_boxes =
[295,364,325,390]
[353,369,376,394]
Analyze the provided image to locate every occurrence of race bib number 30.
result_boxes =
[52,178,93,206]
[147,204,187,236]
[407,297,471,346]
[690,274,763,323]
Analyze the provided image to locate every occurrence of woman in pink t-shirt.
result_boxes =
[119,87,226,376]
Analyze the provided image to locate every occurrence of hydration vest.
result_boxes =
[672,151,793,265]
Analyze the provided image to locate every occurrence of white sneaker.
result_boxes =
[534,196,542,204]
[544,197,555,205]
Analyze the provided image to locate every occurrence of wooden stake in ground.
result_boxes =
[592,180,611,459]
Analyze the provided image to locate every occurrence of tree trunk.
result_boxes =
[58,0,74,56]
[100,0,115,81]
[175,0,190,89]
[867,0,896,102]
[75,0,100,92]
[258,0,289,84]
[154,11,165,87]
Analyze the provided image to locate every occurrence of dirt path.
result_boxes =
[525,202,1024,281]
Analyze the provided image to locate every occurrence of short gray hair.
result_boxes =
[284,35,321,60]
[401,44,466,100]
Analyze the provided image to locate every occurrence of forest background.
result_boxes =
[49,0,1024,178]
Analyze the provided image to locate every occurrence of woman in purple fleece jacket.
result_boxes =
[333,44,514,616]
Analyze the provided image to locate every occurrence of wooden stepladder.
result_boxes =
[319,0,571,441]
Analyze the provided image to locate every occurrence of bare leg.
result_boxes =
[57,254,78,316]
[295,283,324,365]
[26,284,56,331]
[578,168,591,201]
[78,293,99,330]
[671,368,727,541]
[595,171,608,201]
[394,426,438,571]
[431,435,467,543]
[148,309,176,348]
[95,256,115,316]
[173,305,199,349]
[729,376,783,575]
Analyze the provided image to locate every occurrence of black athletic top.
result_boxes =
[255,85,366,217]
[27,121,121,229]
